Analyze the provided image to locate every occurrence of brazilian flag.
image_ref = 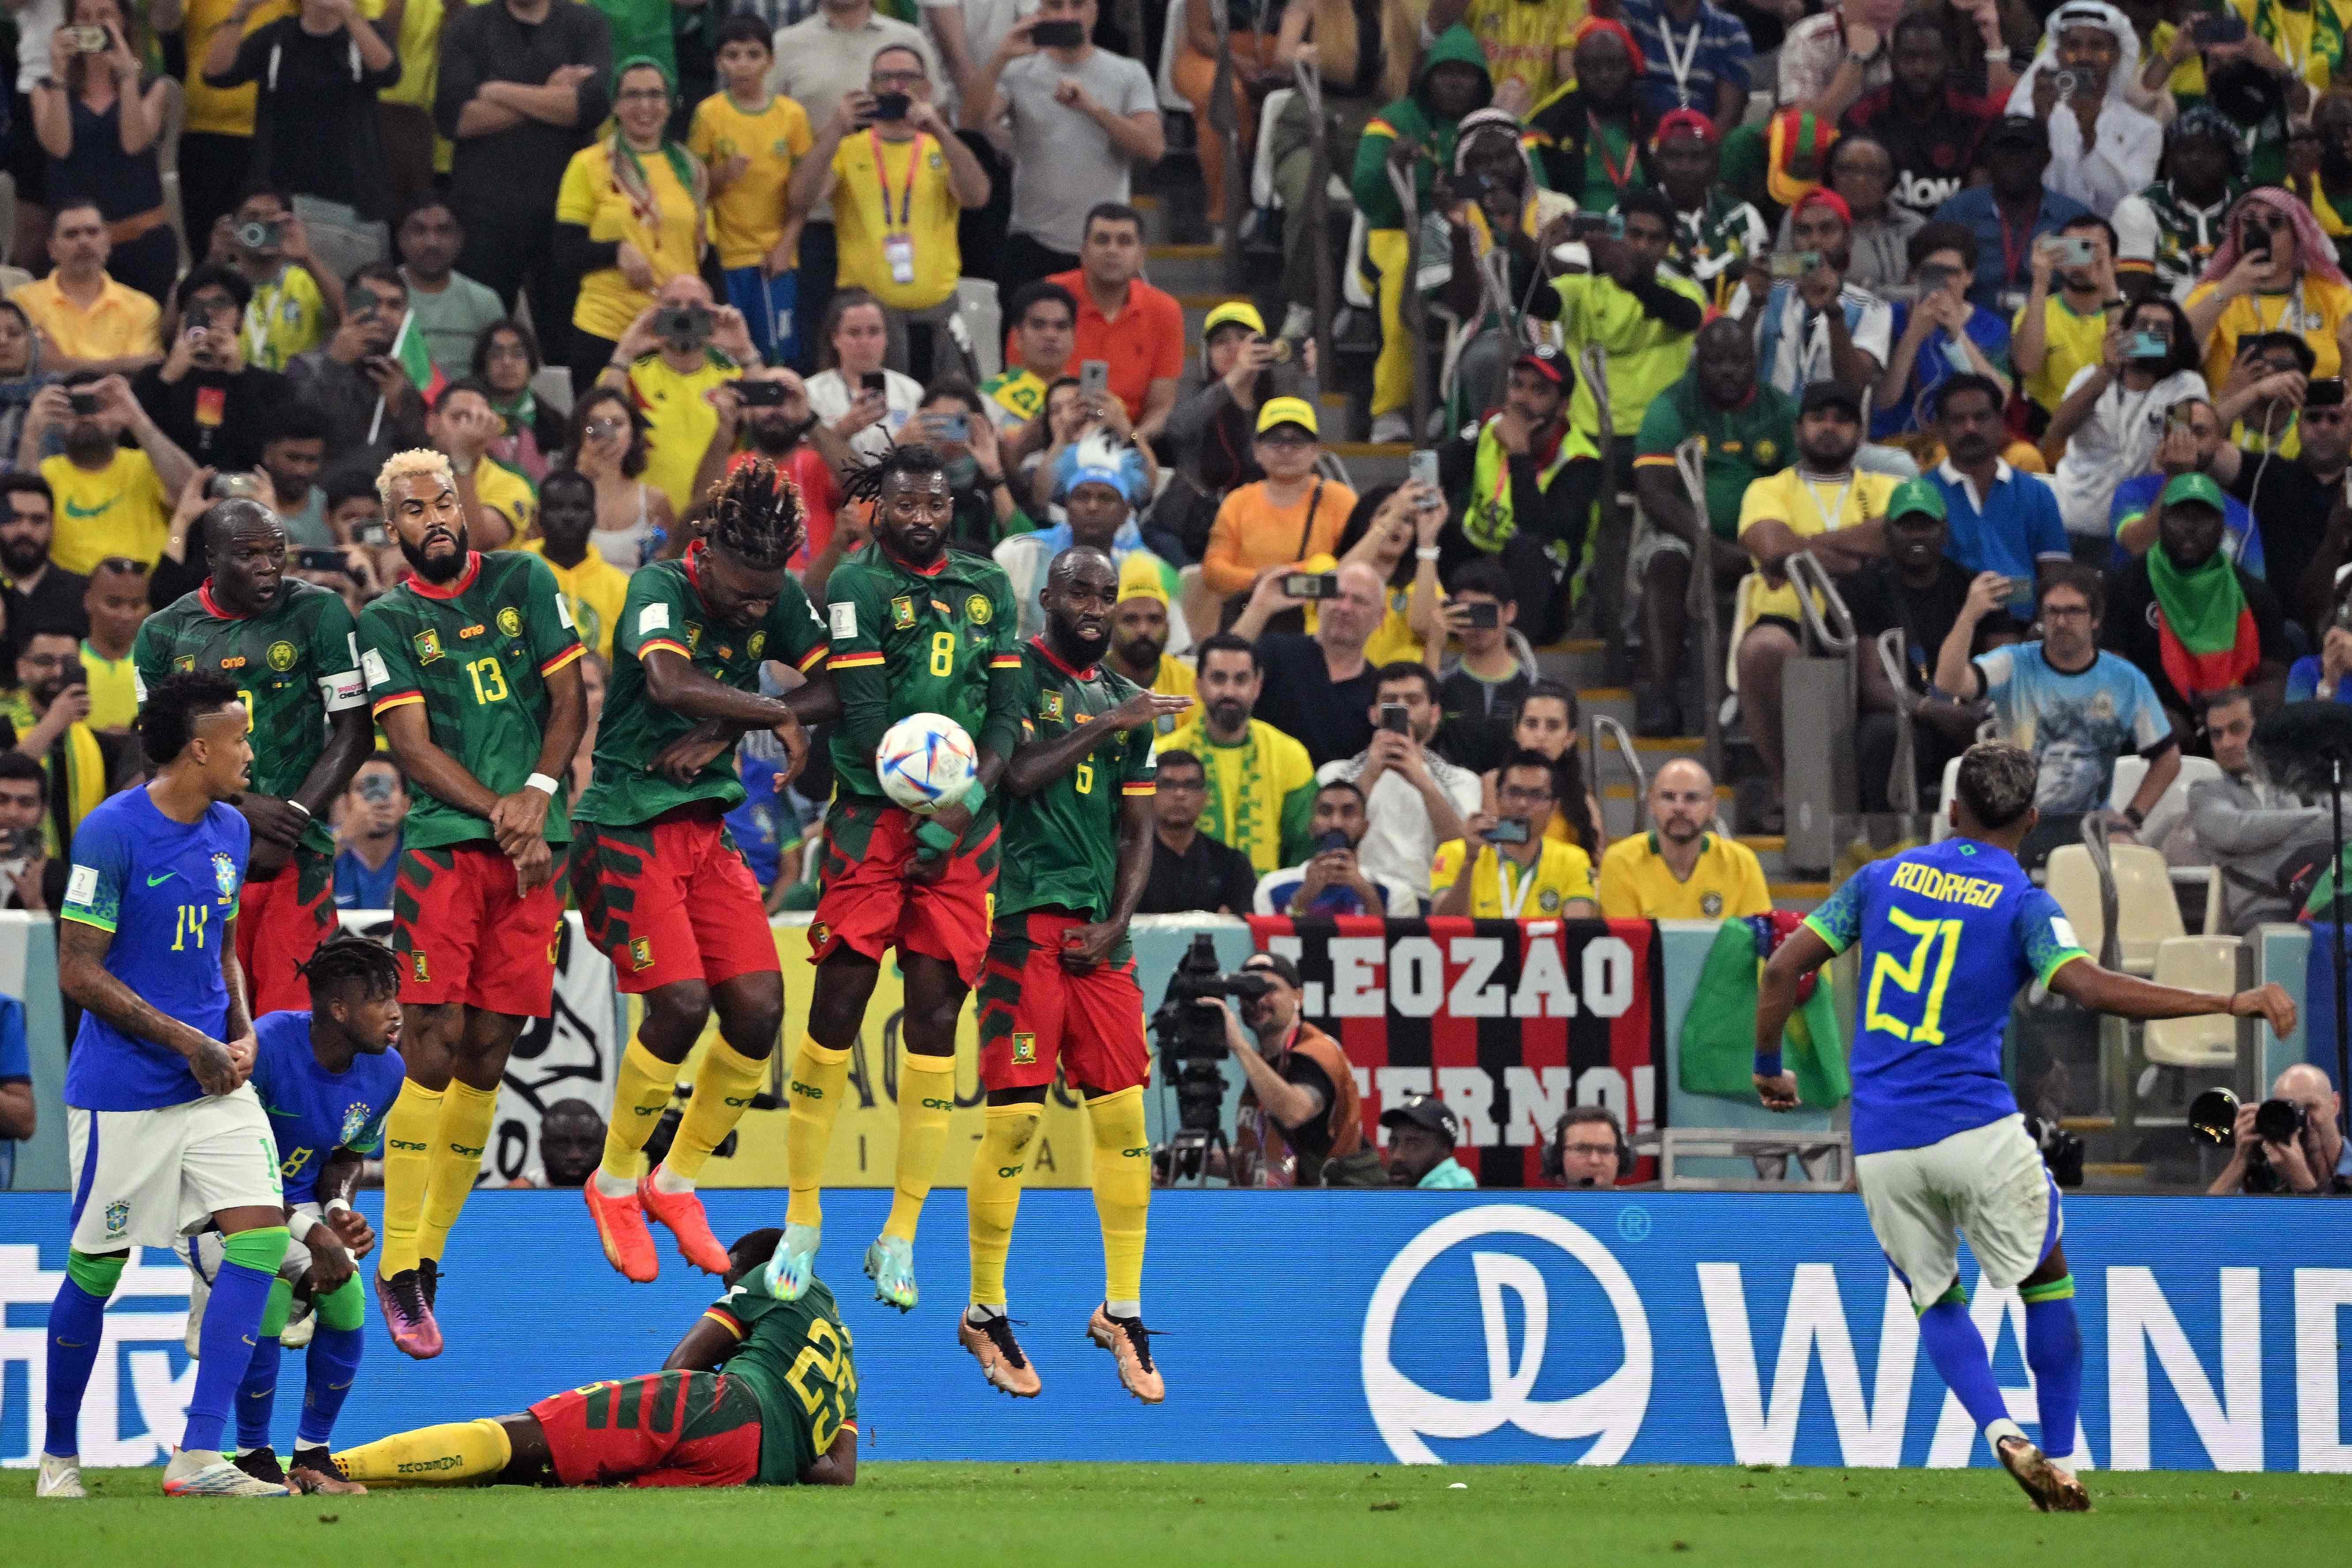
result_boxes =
[1679,913,1851,1108]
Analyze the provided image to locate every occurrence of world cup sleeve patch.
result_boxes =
[830,602,857,640]
[639,601,671,635]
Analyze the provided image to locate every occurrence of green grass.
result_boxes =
[8,1463,2347,1564]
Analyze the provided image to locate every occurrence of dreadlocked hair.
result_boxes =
[298,929,404,1003]
[838,442,947,511]
[702,456,807,568]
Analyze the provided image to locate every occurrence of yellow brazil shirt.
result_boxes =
[829,130,963,312]
[1464,0,1585,105]
[379,0,442,117]
[2186,273,2352,390]
[1596,830,1772,920]
[42,451,170,573]
[471,457,536,542]
[9,276,159,365]
[1432,836,1596,918]
[1160,716,1317,873]
[2012,295,2111,413]
[515,538,630,662]
[559,144,704,345]
[1150,649,1198,734]
[625,350,743,516]
[243,265,327,372]
[689,91,814,271]
[1734,468,1900,625]
[80,642,137,730]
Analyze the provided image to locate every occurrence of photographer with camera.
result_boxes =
[594,276,756,520]
[1184,950,1365,1189]
[2207,1064,2350,1195]
[133,269,289,476]
[0,750,66,910]
[223,192,347,374]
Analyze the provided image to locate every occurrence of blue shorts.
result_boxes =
[723,266,798,366]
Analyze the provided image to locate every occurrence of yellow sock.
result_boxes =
[883,1056,958,1243]
[600,1036,682,1184]
[784,1034,852,1228]
[375,1080,443,1278]
[333,1417,511,1488]
[967,1102,1040,1307]
[1087,1086,1150,1309]
[415,1079,500,1265]
[667,1035,769,1182]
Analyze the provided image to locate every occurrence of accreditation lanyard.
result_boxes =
[1490,846,1539,918]
[872,130,926,284]
[1587,113,1637,194]
[1658,18,1704,107]
[1796,471,1856,538]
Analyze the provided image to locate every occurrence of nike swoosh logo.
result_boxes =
[146,871,176,886]
[62,499,111,519]
[55,1337,86,1348]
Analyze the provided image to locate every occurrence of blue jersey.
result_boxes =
[1805,837,2088,1155]
[250,1009,407,1204]
[60,788,250,1111]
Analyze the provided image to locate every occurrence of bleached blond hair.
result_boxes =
[377,448,456,510]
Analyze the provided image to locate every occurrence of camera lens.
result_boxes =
[2255,1096,2306,1145]
[2186,1087,2240,1146]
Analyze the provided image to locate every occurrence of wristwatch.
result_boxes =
[2121,804,2146,829]
[1982,46,2011,64]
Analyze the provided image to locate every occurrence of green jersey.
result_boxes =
[576,544,831,827]
[356,551,585,850]
[822,543,1023,816]
[997,636,1156,923]
[706,1275,858,1485]
[131,580,362,857]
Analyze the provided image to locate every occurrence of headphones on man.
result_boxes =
[1540,1107,1634,1183]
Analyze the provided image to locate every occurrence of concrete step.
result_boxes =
[1535,637,1610,689]
[1329,442,1406,491]
[1738,833,1789,880]
[1769,881,1830,913]
[1579,685,1634,734]
[1149,245,1231,299]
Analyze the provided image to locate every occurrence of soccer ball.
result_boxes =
[876,713,978,814]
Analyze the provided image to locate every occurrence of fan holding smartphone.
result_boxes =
[1431,750,1598,918]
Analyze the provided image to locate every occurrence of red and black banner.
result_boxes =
[1247,916,1665,1185]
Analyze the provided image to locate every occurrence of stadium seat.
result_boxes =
[1250,89,1290,210]
[955,277,1003,382]
[2144,936,2244,1067]
[2046,842,2180,974]
[1931,754,1961,841]
[1343,209,1373,311]
[2113,754,2219,852]
[1156,0,1191,114]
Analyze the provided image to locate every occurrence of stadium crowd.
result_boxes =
[7,0,2352,1201]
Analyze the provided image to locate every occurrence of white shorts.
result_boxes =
[66,1087,284,1252]
[175,1201,318,1355]
[1856,1113,2060,1310]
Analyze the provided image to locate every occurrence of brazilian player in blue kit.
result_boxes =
[1755,742,2297,1513]
[177,931,407,1495]
[38,672,291,1499]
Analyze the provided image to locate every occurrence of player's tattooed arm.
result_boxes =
[220,923,254,1056]
[58,921,246,1094]
[1062,792,1159,973]
[801,1424,858,1487]
[1004,688,1193,796]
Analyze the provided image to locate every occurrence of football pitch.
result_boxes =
[8,1462,2346,1565]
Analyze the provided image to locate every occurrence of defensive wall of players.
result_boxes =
[0,914,2328,1191]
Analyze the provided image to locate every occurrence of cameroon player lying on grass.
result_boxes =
[319,1231,857,1493]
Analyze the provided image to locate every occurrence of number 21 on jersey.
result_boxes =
[1863,905,1961,1044]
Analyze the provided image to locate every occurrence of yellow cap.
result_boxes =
[1256,396,1319,437]
[1203,300,1266,341]
[1116,553,1170,606]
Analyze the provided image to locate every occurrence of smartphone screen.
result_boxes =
[1406,449,1439,490]
[1380,702,1411,735]
[861,371,886,394]
[1462,601,1500,629]
[1079,360,1109,401]
[1281,572,1336,599]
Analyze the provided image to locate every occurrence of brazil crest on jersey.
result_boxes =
[248,1008,407,1204]
[357,551,585,849]
[577,544,830,827]
[822,542,1022,809]
[132,579,364,856]
[1804,836,2089,1156]
[702,1275,859,1485]
[997,636,1156,923]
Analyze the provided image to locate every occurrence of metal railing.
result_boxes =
[1386,145,1429,440]
[1783,549,1857,659]
[1672,435,1724,786]
[1206,0,1246,289]
[1591,711,1646,834]
[1875,625,1919,815]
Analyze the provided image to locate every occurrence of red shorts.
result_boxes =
[811,797,998,987]
[391,842,566,1016]
[237,847,336,1017]
[572,805,782,995]
[527,1370,762,1489]
[976,909,1149,1094]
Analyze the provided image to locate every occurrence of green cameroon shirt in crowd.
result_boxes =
[994,635,1158,924]
[131,578,365,857]
[1632,375,1798,538]
[575,543,831,827]
[358,549,585,848]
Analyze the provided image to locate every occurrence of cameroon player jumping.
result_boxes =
[326,1231,857,1492]
[133,499,372,1014]
[359,449,588,1358]
[576,459,842,1282]
[964,545,1189,1403]
[769,445,1025,1312]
